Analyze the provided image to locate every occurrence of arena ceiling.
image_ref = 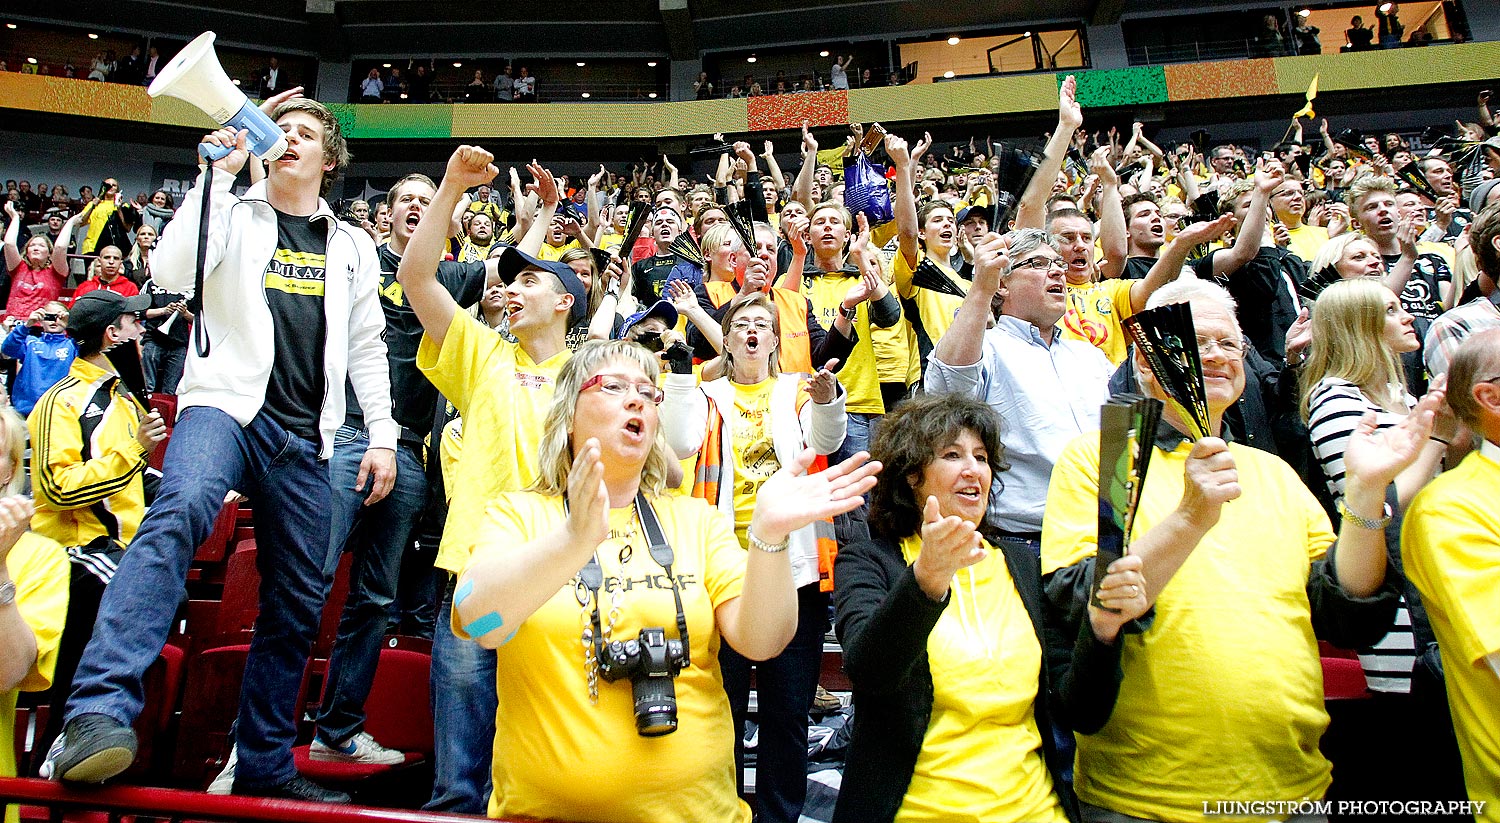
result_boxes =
[0,0,1191,62]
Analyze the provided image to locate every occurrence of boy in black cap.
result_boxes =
[28,290,167,768]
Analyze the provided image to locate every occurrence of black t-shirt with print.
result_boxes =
[262,209,329,442]
[342,243,486,435]
[1382,252,1451,322]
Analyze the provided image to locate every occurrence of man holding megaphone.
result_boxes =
[43,77,396,806]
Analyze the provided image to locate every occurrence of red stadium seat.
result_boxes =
[293,648,433,783]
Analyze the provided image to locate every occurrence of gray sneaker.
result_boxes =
[309,731,405,766]
[41,714,137,784]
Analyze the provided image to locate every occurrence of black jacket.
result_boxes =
[831,533,1127,823]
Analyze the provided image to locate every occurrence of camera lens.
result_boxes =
[631,673,678,737]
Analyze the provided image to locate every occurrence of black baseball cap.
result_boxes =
[493,246,589,327]
[66,291,152,341]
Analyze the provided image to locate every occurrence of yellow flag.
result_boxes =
[816,146,848,178]
[1293,73,1319,120]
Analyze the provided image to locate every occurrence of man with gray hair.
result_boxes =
[1044,275,1435,823]
[925,227,1112,553]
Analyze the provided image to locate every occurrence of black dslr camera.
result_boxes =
[597,626,689,737]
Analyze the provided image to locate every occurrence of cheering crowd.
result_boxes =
[0,71,1497,823]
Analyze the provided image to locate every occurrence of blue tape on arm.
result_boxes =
[463,611,505,638]
[454,579,475,606]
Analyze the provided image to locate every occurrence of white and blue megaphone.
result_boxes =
[148,32,287,162]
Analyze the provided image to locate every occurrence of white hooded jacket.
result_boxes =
[152,167,395,457]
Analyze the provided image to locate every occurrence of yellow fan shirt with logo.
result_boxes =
[459,492,750,823]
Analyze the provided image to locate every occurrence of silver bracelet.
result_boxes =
[747,530,789,554]
[1336,498,1392,531]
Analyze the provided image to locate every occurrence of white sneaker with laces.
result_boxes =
[206,745,237,795]
[309,731,405,766]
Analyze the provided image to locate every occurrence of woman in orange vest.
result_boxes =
[661,293,848,823]
[688,222,857,378]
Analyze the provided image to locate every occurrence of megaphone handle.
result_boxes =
[199,141,234,161]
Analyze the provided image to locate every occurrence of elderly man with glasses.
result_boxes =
[1043,276,1434,823]
[925,228,1113,556]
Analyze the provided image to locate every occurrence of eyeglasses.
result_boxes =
[1010,256,1066,272]
[579,374,664,404]
[730,320,773,333]
[1196,335,1246,359]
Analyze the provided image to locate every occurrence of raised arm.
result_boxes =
[1016,75,1082,230]
[1092,147,1128,281]
[762,140,787,193]
[1131,215,1235,313]
[585,165,607,236]
[516,162,560,257]
[1211,159,1280,278]
[2,203,21,273]
[51,213,82,275]
[791,122,818,210]
[397,145,497,348]
[662,154,679,190]
[930,232,1006,368]
[887,132,919,268]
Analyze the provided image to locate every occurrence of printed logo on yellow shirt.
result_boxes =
[264,248,327,296]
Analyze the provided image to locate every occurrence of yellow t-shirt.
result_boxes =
[1284,223,1330,264]
[1042,434,1336,823]
[730,379,779,547]
[598,231,625,253]
[1402,448,1500,819]
[894,536,1067,823]
[82,200,117,254]
[1,532,69,823]
[893,248,968,356]
[1061,278,1136,366]
[799,271,884,414]
[417,312,570,573]
[462,493,751,823]
[536,240,582,262]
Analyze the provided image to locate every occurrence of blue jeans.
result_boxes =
[720,584,828,823]
[66,407,331,789]
[314,426,429,743]
[829,411,877,467]
[141,337,186,396]
[423,576,496,814]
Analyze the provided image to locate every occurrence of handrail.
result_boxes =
[0,777,559,823]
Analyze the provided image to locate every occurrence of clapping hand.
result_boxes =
[524,160,559,206]
[565,438,610,550]
[1343,389,1443,490]
[806,359,840,405]
[0,497,35,566]
[748,448,880,545]
[911,496,986,601]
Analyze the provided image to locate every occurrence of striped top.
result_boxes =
[1307,377,1415,694]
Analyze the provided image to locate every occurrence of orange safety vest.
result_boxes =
[704,282,814,375]
[691,392,839,591]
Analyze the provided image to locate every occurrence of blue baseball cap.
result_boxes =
[617,299,678,340]
[494,246,589,327]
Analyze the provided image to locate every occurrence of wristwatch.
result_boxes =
[747,530,790,554]
[839,304,858,321]
[0,579,15,607]
[1336,498,1392,531]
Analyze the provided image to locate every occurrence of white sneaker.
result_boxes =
[309,731,404,766]
[206,745,236,795]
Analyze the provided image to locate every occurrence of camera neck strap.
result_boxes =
[570,491,690,665]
